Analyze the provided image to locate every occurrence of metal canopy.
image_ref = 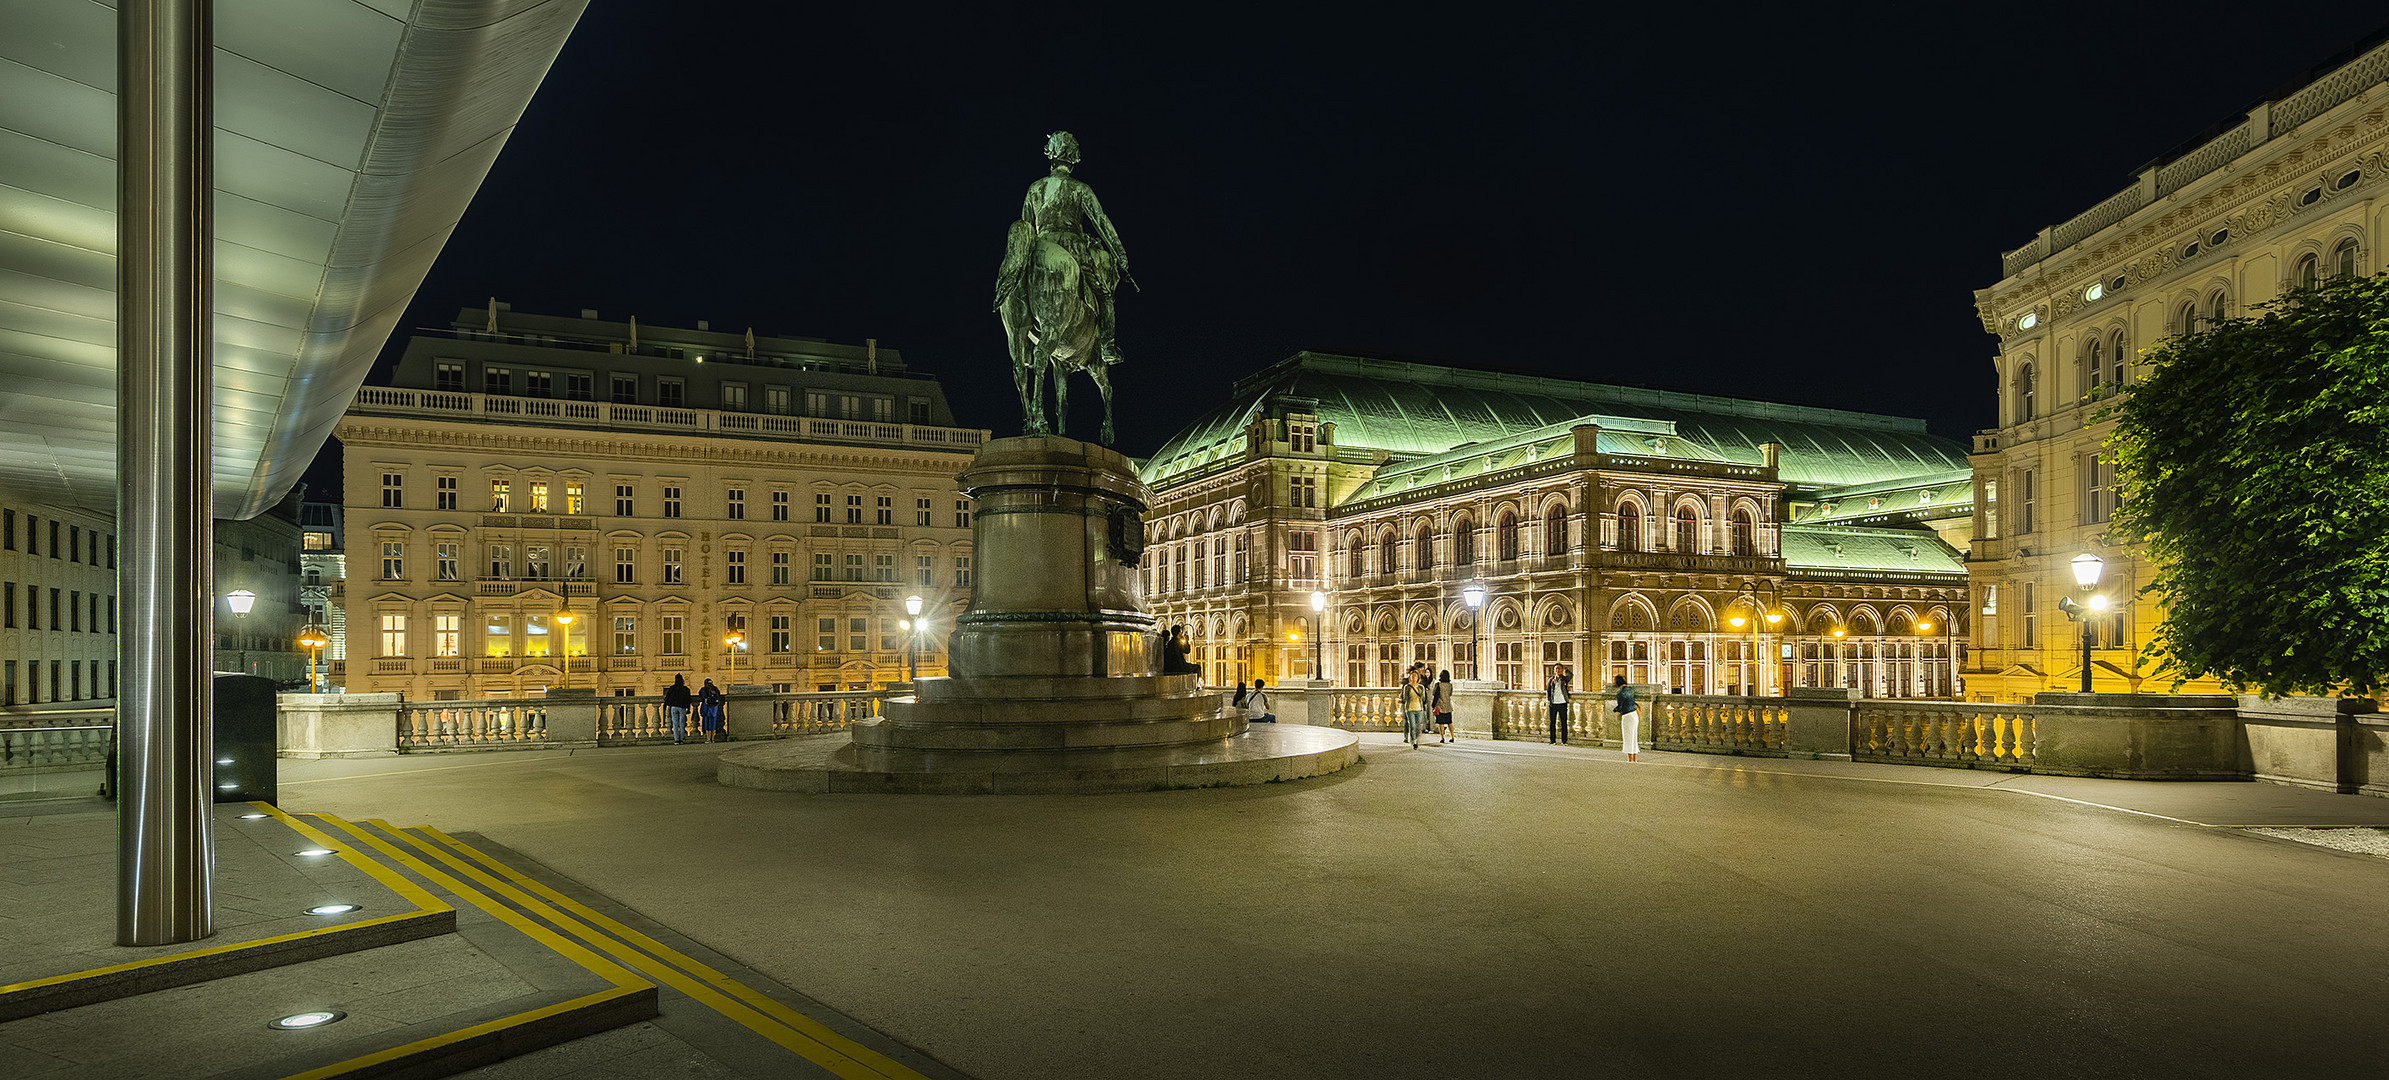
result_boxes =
[0,0,587,519]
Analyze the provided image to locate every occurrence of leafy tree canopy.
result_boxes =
[2105,272,2389,699]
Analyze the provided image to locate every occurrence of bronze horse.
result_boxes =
[998,219,1117,445]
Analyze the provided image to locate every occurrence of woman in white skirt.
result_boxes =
[1612,675,1640,762]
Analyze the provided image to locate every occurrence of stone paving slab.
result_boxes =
[275,734,2389,1080]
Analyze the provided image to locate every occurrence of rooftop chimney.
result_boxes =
[867,337,879,375]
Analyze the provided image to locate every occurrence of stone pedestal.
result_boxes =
[721,435,1355,794]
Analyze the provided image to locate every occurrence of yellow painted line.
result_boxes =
[0,804,448,999]
[277,985,649,1080]
[376,823,924,1080]
[414,825,930,1080]
[299,815,648,991]
[0,912,433,997]
[256,802,452,912]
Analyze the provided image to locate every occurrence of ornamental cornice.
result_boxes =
[1982,104,2389,336]
[333,419,971,477]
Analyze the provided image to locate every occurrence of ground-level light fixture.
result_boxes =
[294,849,338,857]
[305,904,361,916]
[269,1010,347,1030]
[238,812,269,819]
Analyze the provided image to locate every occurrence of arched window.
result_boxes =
[1347,534,1365,579]
[2334,238,2360,278]
[1378,529,1398,574]
[2178,301,2198,335]
[1543,503,1568,557]
[1452,516,1475,566]
[1413,524,1434,575]
[1731,508,1756,556]
[2207,291,2228,326]
[1617,503,1641,553]
[2106,331,2127,386]
[2084,337,2105,394]
[2297,252,2320,289]
[1672,507,1699,552]
[1496,512,1520,561]
[2018,362,2037,421]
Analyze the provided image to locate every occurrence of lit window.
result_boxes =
[2015,312,2037,330]
[2082,282,2102,302]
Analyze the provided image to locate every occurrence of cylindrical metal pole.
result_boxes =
[2081,622,2094,694]
[117,0,216,946]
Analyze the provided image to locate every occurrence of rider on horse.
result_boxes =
[995,131,1130,365]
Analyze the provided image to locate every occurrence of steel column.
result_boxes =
[116,0,215,946]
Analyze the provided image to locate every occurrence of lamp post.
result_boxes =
[552,607,574,689]
[2063,552,2106,693]
[225,589,257,675]
[1829,625,1846,690]
[1461,582,1487,681]
[1309,591,1326,681]
[724,631,744,678]
[1730,582,1784,696]
[297,625,329,694]
[903,595,924,683]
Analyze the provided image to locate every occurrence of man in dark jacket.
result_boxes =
[663,675,693,744]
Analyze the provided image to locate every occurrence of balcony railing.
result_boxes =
[352,386,987,453]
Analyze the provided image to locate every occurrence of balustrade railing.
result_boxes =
[1328,689,1403,730]
[1490,692,1609,743]
[398,700,549,750]
[1648,694,1789,755]
[1853,702,2036,769]
[0,724,113,769]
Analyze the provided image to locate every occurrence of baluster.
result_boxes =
[2015,712,2038,767]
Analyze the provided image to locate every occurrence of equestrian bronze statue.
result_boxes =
[995,131,1133,444]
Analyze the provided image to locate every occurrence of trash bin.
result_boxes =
[213,673,278,805]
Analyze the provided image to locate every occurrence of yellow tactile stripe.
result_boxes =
[378,822,927,1080]
[297,814,648,990]
[412,825,933,1080]
[256,802,450,913]
[0,803,446,999]
[276,986,651,1080]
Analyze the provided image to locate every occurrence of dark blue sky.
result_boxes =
[314,4,2389,493]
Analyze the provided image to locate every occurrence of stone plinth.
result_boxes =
[720,433,1359,795]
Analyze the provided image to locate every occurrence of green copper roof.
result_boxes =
[1793,468,1975,525]
[1141,352,1967,491]
[1780,525,1965,577]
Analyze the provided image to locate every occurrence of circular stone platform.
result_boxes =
[717,723,1361,795]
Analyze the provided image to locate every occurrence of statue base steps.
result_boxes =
[716,722,1361,795]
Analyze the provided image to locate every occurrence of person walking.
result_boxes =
[1431,669,1455,743]
[663,674,693,744]
[1248,679,1276,723]
[1613,674,1640,762]
[1399,664,1429,747]
[697,678,727,743]
[1545,664,1573,744]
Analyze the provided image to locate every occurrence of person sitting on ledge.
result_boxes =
[1248,678,1276,723]
[1160,624,1200,675]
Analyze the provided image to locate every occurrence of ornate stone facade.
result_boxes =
[333,307,985,699]
[1969,35,2389,701]
[1140,354,1972,695]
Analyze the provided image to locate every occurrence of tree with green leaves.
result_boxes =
[2103,272,2389,699]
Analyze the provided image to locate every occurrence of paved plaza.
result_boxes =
[13,733,2389,1078]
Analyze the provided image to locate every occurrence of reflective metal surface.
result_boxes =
[0,0,589,519]
[116,0,216,947]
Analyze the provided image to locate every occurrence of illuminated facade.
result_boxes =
[334,306,984,699]
[0,503,118,708]
[1140,353,1973,694]
[1969,35,2389,701]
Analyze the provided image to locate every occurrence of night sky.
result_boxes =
[311,4,2389,494]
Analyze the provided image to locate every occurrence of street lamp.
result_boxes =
[552,606,574,689]
[904,595,924,683]
[2059,552,2107,693]
[225,589,257,675]
[1309,591,1326,682]
[1461,582,1487,680]
[297,624,330,693]
[724,630,744,677]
